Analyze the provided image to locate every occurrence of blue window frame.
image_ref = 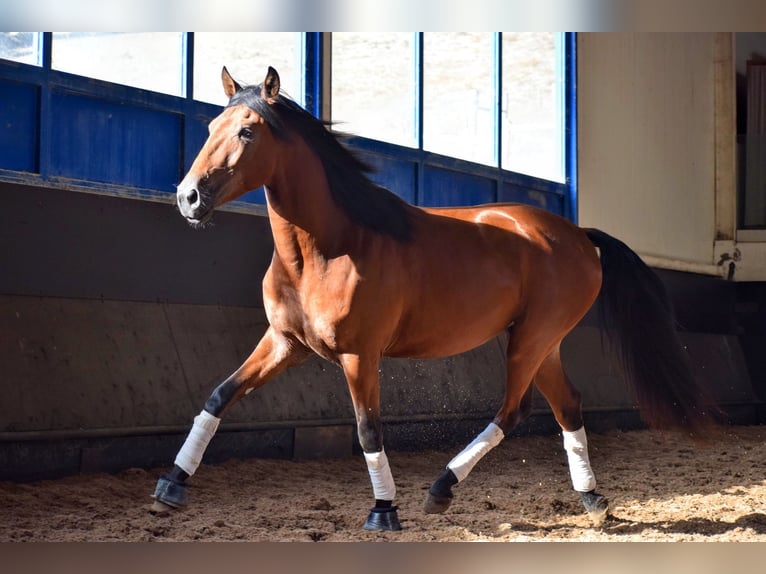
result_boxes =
[327,32,577,220]
[0,32,577,221]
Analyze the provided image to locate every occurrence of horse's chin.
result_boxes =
[184,209,215,228]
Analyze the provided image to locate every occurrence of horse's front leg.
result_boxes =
[151,327,309,510]
[339,353,401,531]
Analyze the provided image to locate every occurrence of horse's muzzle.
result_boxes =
[177,182,213,225]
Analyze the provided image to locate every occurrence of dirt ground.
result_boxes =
[2,424,766,542]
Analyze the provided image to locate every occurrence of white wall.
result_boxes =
[578,33,716,266]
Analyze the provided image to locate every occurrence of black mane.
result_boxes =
[228,85,414,242]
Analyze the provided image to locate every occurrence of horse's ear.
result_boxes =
[261,66,280,103]
[221,66,242,99]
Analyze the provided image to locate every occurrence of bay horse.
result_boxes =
[152,66,717,531]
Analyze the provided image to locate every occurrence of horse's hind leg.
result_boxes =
[424,324,545,514]
[534,345,609,524]
[423,385,534,514]
[151,327,309,511]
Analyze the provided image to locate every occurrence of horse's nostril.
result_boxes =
[188,188,199,207]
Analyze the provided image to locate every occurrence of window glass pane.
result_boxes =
[332,33,416,147]
[0,32,40,65]
[424,33,494,165]
[52,33,184,96]
[194,33,302,106]
[502,33,563,181]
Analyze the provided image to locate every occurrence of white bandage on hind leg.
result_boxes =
[447,422,505,482]
[174,410,221,477]
[562,426,597,492]
[364,449,396,500]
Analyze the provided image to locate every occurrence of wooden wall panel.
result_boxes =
[0,79,39,172]
[49,90,183,191]
[578,33,716,264]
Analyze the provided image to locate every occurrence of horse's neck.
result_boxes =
[264,140,356,273]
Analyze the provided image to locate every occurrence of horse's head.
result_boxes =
[176,66,282,226]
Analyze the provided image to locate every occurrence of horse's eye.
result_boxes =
[238,127,253,141]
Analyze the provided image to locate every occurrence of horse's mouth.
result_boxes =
[184,208,215,228]
[176,193,215,227]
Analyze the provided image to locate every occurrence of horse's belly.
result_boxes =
[385,327,503,359]
[384,297,516,359]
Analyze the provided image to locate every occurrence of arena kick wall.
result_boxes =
[2,33,765,482]
[1,182,764,481]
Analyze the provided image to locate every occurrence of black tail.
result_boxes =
[585,228,720,435]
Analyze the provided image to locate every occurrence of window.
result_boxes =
[424,32,495,166]
[52,33,185,96]
[0,32,39,65]
[330,32,567,183]
[0,32,574,215]
[193,33,302,106]
[331,33,417,147]
[502,33,564,182]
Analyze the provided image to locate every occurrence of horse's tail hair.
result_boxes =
[585,228,722,436]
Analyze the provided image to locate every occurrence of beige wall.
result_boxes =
[578,33,717,266]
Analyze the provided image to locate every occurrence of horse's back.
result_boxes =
[423,202,583,243]
[430,202,603,307]
[420,202,600,284]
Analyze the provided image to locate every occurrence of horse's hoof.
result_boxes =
[151,475,188,509]
[363,506,402,531]
[579,490,609,525]
[423,492,453,514]
[424,468,457,514]
[150,500,175,513]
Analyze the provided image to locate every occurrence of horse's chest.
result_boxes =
[284,309,344,361]
[264,284,349,361]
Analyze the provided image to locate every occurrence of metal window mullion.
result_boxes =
[40,32,52,68]
[303,32,325,120]
[415,32,424,151]
[415,32,424,206]
[38,32,53,179]
[494,32,502,170]
[564,32,578,224]
[183,32,194,100]
[494,32,502,201]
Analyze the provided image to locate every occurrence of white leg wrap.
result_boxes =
[447,422,505,482]
[562,426,597,492]
[364,449,396,501]
[174,410,221,477]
